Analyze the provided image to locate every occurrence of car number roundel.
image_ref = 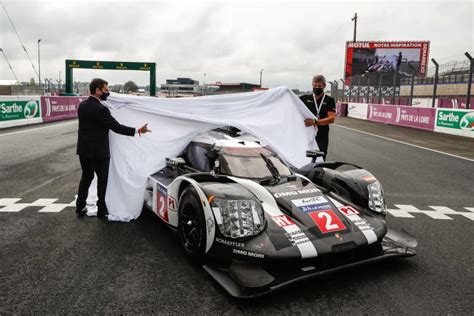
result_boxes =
[156,186,169,222]
[309,210,346,233]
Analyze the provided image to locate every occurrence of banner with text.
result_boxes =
[0,97,42,128]
[347,103,369,120]
[435,109,474,138]
[367,104,436,130]
[41,96,86,122]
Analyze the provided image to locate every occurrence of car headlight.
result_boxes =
[367,181,386,214]
[211,198,265,239]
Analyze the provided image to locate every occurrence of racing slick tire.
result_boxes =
[178,186,206,262]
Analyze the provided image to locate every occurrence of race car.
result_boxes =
[144,128,417,298]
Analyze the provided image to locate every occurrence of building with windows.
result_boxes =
[160,78,200,96]
[206,82,261,94]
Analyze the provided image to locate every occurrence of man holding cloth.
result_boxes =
[76,78,151,218]
[300,75,336,160]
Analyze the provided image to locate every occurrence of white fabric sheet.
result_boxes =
[103,86,318,222]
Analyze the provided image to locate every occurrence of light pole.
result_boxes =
[57,70,62,94]
[333,80,339,102]
[431,58,439,108]
[329,81,335,98]
[259,69,264,87]
[408,63,416,106]
[351,13,358,42]
[378,73,383,104]
[340,79,345,102]
[364,71,371,103]
[348,76,353,102]
[392,67,399,104]
[465,52,473,109]
[203,73,206,95]
[357,75,362,102]
[37,39,42,94]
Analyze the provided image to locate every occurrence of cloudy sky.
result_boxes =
[1,0,472,90]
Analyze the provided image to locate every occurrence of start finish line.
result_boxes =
[65,59,157,96]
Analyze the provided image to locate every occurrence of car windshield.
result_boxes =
[218,147,291,179]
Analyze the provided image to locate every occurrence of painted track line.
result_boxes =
[0,120,77,138]
[333,124,474,163]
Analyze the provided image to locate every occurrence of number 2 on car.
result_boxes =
[309,210,346,233]
[155,186,169,222]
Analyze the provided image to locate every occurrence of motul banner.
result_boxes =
[345,41,430,85]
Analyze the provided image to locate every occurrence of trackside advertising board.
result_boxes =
[435,109,474,137]
[0,97,42,128]
[367,104,436,131]
[347,103,369,120]
[41,96,85,122]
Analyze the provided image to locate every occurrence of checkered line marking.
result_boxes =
[387,205,474,221]
[0,198,76,213]
[1,199,473,221]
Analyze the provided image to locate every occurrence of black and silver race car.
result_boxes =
[144,128,417,298]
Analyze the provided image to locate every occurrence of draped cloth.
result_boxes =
[103,86,318,221]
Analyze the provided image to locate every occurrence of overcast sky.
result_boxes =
[1,0,473,90]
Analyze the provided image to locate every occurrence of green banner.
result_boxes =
[66,59,154,71]
[0,99,41,121]
[436,109,474,131]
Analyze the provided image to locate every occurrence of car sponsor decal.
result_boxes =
[272,214,294,227]
[233,248,265,259]
[292,196,332,212]
[308,210,347,233]
[215,237,244,248]
[168,196,177,212]
[229,176,318,259]
[339,205,359,215]
[155,183,169,222]
[328,199,378,244]
[273,188,320,199]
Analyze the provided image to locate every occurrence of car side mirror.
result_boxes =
[306,150,325,163]
[166,157,186,168]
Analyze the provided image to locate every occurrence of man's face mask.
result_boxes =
[100,90,110,101]
[313,87,324,95]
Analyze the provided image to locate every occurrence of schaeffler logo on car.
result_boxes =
[436,110,474,131]
[23,100,39,119]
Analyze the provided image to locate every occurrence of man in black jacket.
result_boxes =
[76,78,150,217]
[300,75,336,160]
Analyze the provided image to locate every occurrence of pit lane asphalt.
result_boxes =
[0,118,473,314]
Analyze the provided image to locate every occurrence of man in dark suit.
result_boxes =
[76,78,151,217]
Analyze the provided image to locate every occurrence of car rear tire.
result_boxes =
[178,186,206,261]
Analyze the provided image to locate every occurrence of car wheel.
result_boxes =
[178,186,206,261]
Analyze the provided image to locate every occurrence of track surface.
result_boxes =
[1,118,473,314]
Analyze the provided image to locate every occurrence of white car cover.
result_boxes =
[103,86,319,221]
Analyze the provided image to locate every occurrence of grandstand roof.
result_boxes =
[427,59,471,76]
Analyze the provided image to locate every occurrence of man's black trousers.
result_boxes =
[76,156,110,215]
[316,132,329,161]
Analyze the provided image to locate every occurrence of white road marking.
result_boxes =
[0,198,29,212]
[333,124,474,162]
[1,198,473,221]
[0,120,77,138]
[0,198,76,213]
[386,205,474,221]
